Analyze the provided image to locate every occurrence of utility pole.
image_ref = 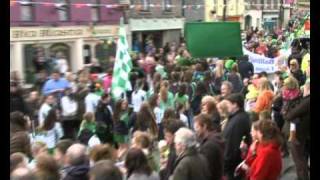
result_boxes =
[223,0,227,21]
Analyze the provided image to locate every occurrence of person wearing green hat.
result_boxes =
[225,59,235,72]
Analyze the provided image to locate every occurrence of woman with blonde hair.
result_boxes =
[253,77,274,113]
[201,95,221,131]
[212,60,226,94]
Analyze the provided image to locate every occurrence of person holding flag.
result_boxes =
[111,18,133,101]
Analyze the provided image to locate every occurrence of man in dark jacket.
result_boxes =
[284,81,310,180]
[10,83,29,115]
[194,114,225,180]
[171,128,211,180]
[160,120,185,180]
[237,56,254,80]
[222,93,252,180]
[61,144,89,180]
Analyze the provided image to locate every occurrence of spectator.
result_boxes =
[217,100,230,132]
[103,68,113,94]
[56,52,69,76]
[89,160,123,180]
[25,91,41,126]
[254,77,274,113]
[131,79,147,113]
[212,60,227,94]
[10,82,28,114]
[238,56,254,79]
[28,141,48,169]
[247,120,282,180]
[89,144,116,165]
[11,167,36,180]
[284,80,310,180]
[220,81,233,99]
[10,152,28,174]
[227,64,243,93]
[42,70,70,96]
[222,93,251,180]
[193,114,224,180]
[160,120,185,180]
[10,112,31,158]
[171,127,211,180]
[34,153,60,180]
[131,131,158,171]
[289,59,305,86]
[54,139,74,168]
[125,148,160,180]
[200,95,221,131]
[62,144,89,180]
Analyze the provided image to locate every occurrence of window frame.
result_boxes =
[163,0,172,12]
[91,0,100,22]
[141,0,150,12]
[56,0,70,22]
[20,0,34,22]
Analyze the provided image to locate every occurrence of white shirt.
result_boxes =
[61,96,78,117]
[131,89,147,112]
[57,58,68,74]
[38,103,52,128]
[85,93,100,113]
[154,107,164,124]
[31,123,64,149]
[179,113,188,127]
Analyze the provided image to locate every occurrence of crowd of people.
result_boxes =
[10,21,310,180]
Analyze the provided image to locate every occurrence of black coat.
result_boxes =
[62,165,89,180]
[95,101,113,128]
[10,93,29,114]
[172,147,211,180]
[238,61,254,80]
[284,95,310,143]
[222,110,251,174]
[199,132,225,180]
[291,69,305,86]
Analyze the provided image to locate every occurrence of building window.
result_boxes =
[164,0,172,11]
[91,0,100,22]
[20,0,33,21]
[56,0,69,21]
[274,0,279,9]
[141,0,150,11]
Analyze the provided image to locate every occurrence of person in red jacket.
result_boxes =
[236,119,282,180]
[250,120,282,180]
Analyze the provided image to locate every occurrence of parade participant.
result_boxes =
[131,79,147,113]
[201,95,221,130]
[84,84,100,113]
[38,94,56,128]
[10,82,29,115]
[220,81,233,99]
[33,109,64,154]
[113,99,130,161]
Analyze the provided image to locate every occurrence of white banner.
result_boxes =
[243,48,290,74]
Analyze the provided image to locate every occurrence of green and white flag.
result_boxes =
[111,23,133,100]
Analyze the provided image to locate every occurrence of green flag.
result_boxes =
[111,24,133,100]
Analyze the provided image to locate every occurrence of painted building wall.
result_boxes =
[10,0,122,27]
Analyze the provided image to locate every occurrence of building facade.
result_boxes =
[127,0,185,52]
[204,0,245,29]
[10,0,126,83]
[244,0,281,32]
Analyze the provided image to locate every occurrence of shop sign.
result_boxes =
[10,26,119,41]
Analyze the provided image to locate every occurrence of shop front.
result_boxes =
[129,18,185,53]
[10,25,121,83]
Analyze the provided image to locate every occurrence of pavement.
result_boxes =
[280,154,298,180]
